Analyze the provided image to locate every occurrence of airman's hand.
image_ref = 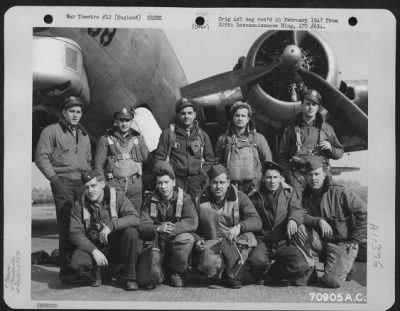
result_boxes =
[195,240,206,251]
[225,225,241,243]
[92,249,108,266]
[319,141,332,152]
[318,219,333,239]
[99,224,111,245]
[157,222,175,234]
[345,241,359,253]
[287,220,298,239]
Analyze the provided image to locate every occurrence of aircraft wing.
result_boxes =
[330,166,360,176]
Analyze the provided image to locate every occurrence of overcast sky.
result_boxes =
[32,29,368,187]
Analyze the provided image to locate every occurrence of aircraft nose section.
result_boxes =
[281,44,302,67]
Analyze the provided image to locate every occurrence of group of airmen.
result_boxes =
[35,89,367,291]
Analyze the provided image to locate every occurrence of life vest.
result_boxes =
[149,187,184,222]
[166,123,205,168]
[224,132,260,181]
[106,134,142,177]
[198,185,240,226]
[82,187,118,229]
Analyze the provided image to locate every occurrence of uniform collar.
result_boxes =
[304,177,332,197]
[294,112,323,128]
[58,118,87,135]
[268,183,282,196]
[107,127,139,140]
[93,191,105,208]
[200,184,237,204]
[176,120,199,134]
[259,183,283,196]
[152,187,179,203]
[86,187,109,210]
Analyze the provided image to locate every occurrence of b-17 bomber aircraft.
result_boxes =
[33,28,367,159]
[31,28,367,302]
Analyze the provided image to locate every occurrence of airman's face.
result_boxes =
[178,106,196,128]
[62,106,82,126]
[301,99,319,119]
[85,178,105,202]
[210,173,230,201]
[156,175,175,200]
[115,118,133,133]
[232,108,250,129]
[263,169,282,192]
[306,167,326,190]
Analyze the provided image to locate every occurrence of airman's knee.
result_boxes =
[123,227,139,240]
[248,253,267,267]
[171,233,195,245]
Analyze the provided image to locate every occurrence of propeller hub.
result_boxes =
[281,45,302,67]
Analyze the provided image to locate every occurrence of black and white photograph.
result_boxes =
[3,6,396,310]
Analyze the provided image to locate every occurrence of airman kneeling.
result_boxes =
[68,170,141,291]
[139,161,198,288]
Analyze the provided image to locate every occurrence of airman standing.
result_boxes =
[35,96,92,282]
[154,98,215,199]
[94,107,152,211]
[215,100,272,196]
[278,89,344,199]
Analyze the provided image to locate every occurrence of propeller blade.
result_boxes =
[180,62,281,98]
[293,30,308,46]
[298,68,368,142]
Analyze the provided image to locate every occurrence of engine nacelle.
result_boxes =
[32,35,90,109]
[243,31,340,128]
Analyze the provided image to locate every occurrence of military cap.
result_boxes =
[262,161,285,175]
[113,107,134,120]
[207,164,227,181]
[81,169,104,184]
[302,89,322,105]
[304,156,326,173]
[62,96,83,109]
[175,97,195,113]
[152,161,175,179]
[230,100,253,117]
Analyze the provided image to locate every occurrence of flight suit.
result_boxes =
[94,128,152,212]
[35,118,92,278]
[154,121,214,199]
[69,186,141,284]
[139,187,198,280]
[193,185,262,283]
[278,112,344,199]
[302,179,367,288]
[248,183,313,285]
[215,122,272,196]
